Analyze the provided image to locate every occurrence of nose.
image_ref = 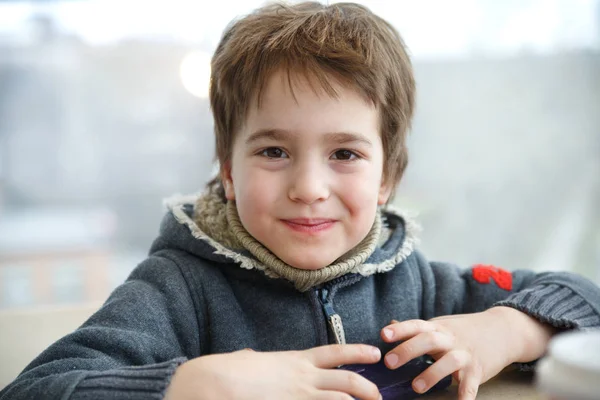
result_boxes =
[287,160,330,205]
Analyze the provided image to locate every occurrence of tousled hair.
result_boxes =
[209,1,415,195]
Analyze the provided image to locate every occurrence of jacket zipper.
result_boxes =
[317,286,346,345]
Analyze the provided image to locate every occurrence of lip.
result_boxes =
[281,218,337,234]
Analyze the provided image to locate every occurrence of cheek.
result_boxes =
[233,168,278,214]
[336,165,384,211]
[345,186,380,217]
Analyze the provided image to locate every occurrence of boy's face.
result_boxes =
[222,71,391,270]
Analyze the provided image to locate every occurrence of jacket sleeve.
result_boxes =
[414,250,600,330]
[0,252,202,400]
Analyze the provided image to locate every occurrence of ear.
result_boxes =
[220,161,236,201]
[377,181,393,205]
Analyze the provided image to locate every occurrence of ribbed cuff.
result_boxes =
[494,283,600,329]
[495,284,600,372]
[70,358,187,400]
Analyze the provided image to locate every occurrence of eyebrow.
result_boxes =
[245,129,373,147]
[245,129,288,145]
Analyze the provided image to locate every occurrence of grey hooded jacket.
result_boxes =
[1,199,599,400]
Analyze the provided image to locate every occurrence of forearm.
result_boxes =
[486,306,557,363]
[164,357,219,400]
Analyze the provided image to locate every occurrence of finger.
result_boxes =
[411,350,469,393]
[306,344,381,369]
[381,319,435,342]
[457,366,481,400]
[316,370,381,400]
[313,392,354,400]
[429,314,468,321]
[384,331,453,369]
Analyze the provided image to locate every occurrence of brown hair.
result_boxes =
[209,1,415,194]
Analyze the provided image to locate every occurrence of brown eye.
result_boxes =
[261,147,288,158]
[332,149,357,160]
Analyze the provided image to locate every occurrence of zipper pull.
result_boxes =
[328,313,346,345]
[319,288,346,345]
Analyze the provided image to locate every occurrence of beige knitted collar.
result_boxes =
[228,200,385,287]
[191,190,382,291]
[164,191,419,292]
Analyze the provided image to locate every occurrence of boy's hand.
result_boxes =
[165,344,382,400]
[380,306,555,400]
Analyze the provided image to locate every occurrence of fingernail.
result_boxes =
[372,347,381,359]
[382,328,394,340]
[414,379,426,393]
[385,353,399,368]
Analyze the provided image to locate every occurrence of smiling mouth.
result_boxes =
[281,218,337,234]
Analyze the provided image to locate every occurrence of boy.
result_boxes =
[2,2,599,400]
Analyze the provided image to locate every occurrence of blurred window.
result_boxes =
[0,0,598,311]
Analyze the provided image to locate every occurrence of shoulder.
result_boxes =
[125,252,192,294]
[126,248,227,296]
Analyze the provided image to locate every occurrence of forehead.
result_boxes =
[241,69,380,139]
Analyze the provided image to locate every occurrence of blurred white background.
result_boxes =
[0,0,599,311]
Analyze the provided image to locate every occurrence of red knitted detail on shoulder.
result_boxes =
[472,264,513,291]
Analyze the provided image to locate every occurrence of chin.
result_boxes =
[283,254,336,271]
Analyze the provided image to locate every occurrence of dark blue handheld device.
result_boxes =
[339,357,452,399]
